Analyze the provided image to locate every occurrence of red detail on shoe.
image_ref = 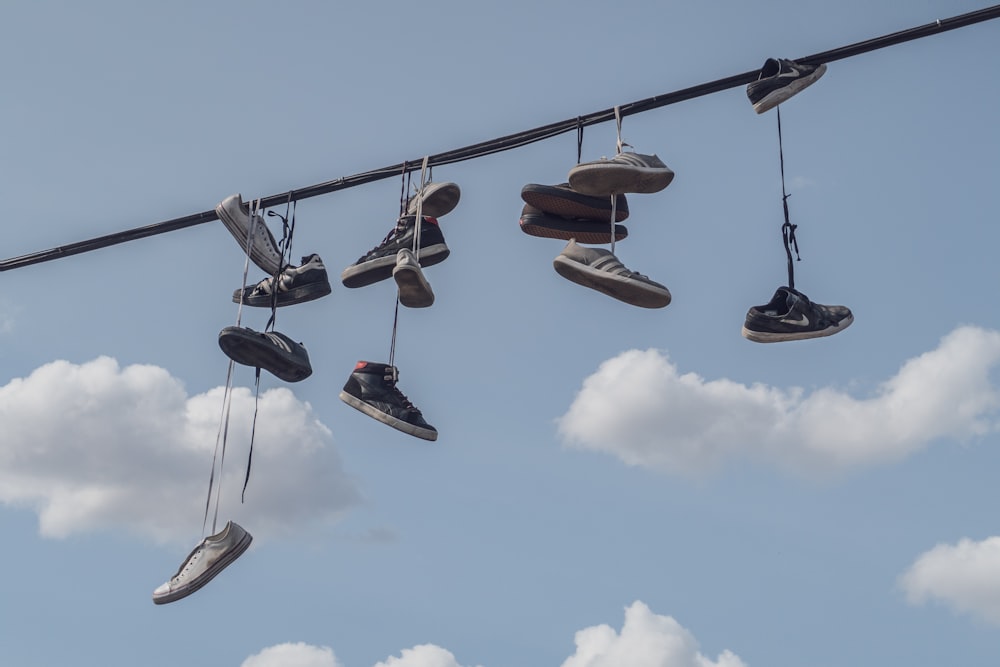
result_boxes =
[423,217,439,226]
[354,361,368,370]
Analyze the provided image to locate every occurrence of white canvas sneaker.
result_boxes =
[152,521,252,605]
[216,194,284,275]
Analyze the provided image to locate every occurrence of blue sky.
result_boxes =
[1,1,999,665]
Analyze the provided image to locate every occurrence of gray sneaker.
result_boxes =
[568,151,674,196]
[405,181,461,218]
[216,194,284,275]
[393,249,435,308]
[553,239,671,309]
[152,521,252,605]
[218,326,313,382]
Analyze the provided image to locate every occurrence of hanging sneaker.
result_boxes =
[519,204,628,244]
[747,58,827,114]
[341,216,450,288]
[741,286,852,342]
[152,521,252,605]
[567,151,674,196]
[216,194,284,276]
[553,239,671,309]
[232,254,332,307]
[405,181,461,218]
[339,361,438,441]
[393,249,435,308]
[520,183,629,222]
[217,326,312,382]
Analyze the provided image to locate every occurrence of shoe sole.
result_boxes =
[232,279,332,307]
[218,327,312,382]
[520,213,628,244]
[568,163,674,196]
[216,203,284,276]
[393,265,435,308]
[151,531,253,605]
[520,184,628,221]
[553,256,671,309]
[741,313,853,342]
[341,244,450,288]
[339,391,438,441]
[406,182,461,218]
[753,64,827,114]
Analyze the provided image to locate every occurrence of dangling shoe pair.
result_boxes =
[217,194,333,308]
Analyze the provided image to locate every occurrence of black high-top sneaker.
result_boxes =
[338,361,437,441]
[341,216,449,288]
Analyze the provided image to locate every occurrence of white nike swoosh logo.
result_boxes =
[781,314,810,326]
[777,70,803,78]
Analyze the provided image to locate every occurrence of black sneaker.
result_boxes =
[218,326,313,382]
[520,204,628,244]
[338,361,437,441]
[341,216,450,288]
[520,183,629,222]
[747,58,827,114]
[742,286,852,343]
[232,254,332,307]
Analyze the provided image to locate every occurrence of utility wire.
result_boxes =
[3,4,999,273]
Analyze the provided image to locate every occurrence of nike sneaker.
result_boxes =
[567,151,674,196]
[552,239,671,309]
[339,361,438,441]
[341,216,449,288]
[232,254,332,307]
[741,286,853,342]
[747,58,827,114]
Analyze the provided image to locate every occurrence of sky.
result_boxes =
[1,1,999,665]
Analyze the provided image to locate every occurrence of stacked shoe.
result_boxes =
[747,58,827,114]
[519,183,628,243]
[568,151,674,196]
[341,215,450,288]
[339,361,438,441]
[553,239,671,309]
[741,286,852,342]
[233,254,332,307]
[152,521,252,605]
[218,326,313,382]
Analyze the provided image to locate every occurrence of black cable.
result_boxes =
[2,4,998,273]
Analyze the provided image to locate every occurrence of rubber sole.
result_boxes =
[742,313,853,342]
[218,327,312,382]
[339,390,438,441]
[520,183,629,222]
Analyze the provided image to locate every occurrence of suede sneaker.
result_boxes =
[742,286,852,342]
[152,521,252,605]
[218,326,312,382]
[553,239,671,309]
[216,194,284,275]
[568,151,674,196]
[339,361,437,441]
[341,216,449,288]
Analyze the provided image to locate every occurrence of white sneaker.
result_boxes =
[405,182,461,218]
[216,194,284,275]
[393,249,435,308]
[152,521,253,605]
[568,152,674,196]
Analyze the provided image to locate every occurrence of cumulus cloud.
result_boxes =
[242,642,342,667]
[899,536,1000,626]
[245,602,741,667]
[558,326,1000,475]
[0,356,360,543]
[562,601,746,667]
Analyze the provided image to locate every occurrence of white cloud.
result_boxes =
[899,536,1000,626]
[0,356,360,543]
[242,642,342,667]
[374,644,471,667]
[558,326,1000,476]
[562,601,746,667]
[245,602,741,667]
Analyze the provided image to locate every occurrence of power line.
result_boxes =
[4,4,999,273]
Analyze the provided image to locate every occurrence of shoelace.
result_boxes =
[383,368,421,413]
[357,220,407,262]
